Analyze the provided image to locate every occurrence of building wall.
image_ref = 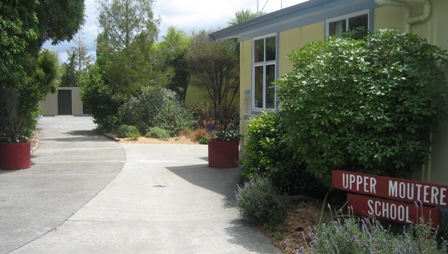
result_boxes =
[41,92,58,116]
[278,22,325,76]
[185,84,210,109]
[408,0,448,185]
[411,0,447,48]
[239,0,448,184]
[185,83,240,115]
[239,21,325,136]
[374,6,406,32]
[40,87,85,116]
[239,39,253,148]
[71,87,84,116]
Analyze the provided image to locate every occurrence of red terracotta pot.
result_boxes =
[208,140,239,168]
[0,142,31,170]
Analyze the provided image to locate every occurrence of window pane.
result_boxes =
[266,36,276,61]
[349,14,368,31]
[254,66,264,108]
[254,39,264,63]
[329,19,346,37]
[266,65,276,109]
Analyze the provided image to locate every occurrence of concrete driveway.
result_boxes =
[0,116,280,254]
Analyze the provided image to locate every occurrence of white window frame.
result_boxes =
[252,34,277,112]
[326,10,370,37]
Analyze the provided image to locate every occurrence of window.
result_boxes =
[327,10,369,37]
[253,35,276,110]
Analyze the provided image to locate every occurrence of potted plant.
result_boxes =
[208,129,240,168]
[0,87,31,170]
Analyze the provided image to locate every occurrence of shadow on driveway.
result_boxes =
[166,164,240,204]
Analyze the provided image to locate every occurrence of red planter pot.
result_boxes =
[0,142,31,170]
[208,140,239,168]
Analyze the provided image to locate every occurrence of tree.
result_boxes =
[61,31,94,87]
[186,30,239,129]
[0,0,84,136]
[228,9,260,26]
[36,1,85,46]
[96,0,159,123]
[61,53,78,87]
[97,0,158,88]
[276,29,448,186]
[0,1,37,88]
[80,64,125,132]
[70,31,94,75]
[154,27,192,101]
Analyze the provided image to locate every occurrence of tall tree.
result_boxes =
[72,31,94,74]
[97,0,158,82]
[61,53,78,87]
[61,31,94,87]
[155,27,192,101]
[186,30,239,128]
[96,0,158,123]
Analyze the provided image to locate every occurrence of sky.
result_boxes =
[44,0,307,64]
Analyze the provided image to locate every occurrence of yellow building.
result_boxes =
[210,0,448,184]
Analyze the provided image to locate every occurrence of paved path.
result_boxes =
[0,116,280,254]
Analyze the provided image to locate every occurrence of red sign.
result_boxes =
[348,194,441,227]
[332,170,448,208]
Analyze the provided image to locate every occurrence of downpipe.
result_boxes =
[374,0,431,33]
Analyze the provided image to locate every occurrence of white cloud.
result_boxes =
[45,0,307,63]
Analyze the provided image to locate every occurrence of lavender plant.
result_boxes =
[300,207,448,254]
[235,175,289,226]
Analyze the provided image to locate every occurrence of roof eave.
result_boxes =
[209,0,378,42]
[209,0,333,41]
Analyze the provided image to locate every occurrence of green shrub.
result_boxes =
[145,127,170,140]
[198,137,208,144]
[240,112,322,195]
[235,176,289,226]
[80,65,125,132]
[119,86,196,136]
[116,124,140,139]
[303,215,448,254]
[153,98,197,135]
[277,29,448,186]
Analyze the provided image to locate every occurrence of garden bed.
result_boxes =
[264,201,329,253]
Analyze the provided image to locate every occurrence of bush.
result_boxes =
[116,124,140,139]
[145,127,170,140]
[303,215,448,254]
[80,64,125,132]
[153,99,197,135]
[198,137,208,144]
[119,86,196,136]
[277,29,448,186]
[240,112,322,195]
[235,176,289,226]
